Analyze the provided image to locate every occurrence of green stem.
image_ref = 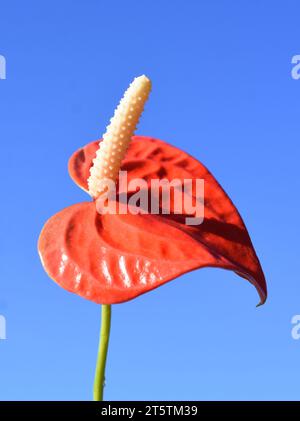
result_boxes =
[93,304,111,401]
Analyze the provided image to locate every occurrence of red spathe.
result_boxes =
[38,136,267,304]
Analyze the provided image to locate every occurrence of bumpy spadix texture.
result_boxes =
[88,75,151,198]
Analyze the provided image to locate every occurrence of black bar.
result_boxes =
[0,401,299,417]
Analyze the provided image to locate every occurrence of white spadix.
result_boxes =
[88,75,152,198]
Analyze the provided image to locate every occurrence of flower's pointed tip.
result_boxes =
[256,291,267,308]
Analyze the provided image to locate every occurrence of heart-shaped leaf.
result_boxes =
[39,136,266,304]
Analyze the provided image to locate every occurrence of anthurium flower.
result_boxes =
[38,75,267,401]
[39,135,266,305]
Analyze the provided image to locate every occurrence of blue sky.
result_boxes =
[0,0,300,400]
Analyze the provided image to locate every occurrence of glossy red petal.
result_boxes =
[38,201,266,304]
[39,136,266,304]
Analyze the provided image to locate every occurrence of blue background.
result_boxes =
[0,0,299,401]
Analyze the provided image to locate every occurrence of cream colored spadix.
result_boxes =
[88,75,152,198]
